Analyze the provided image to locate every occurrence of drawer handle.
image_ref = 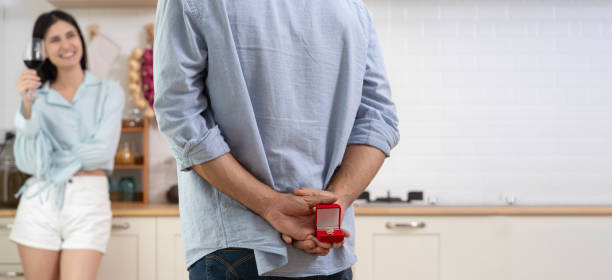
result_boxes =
[112,222,130,230]
[0,271,25,277]
[0,223,13,230]
[386,221,426,230]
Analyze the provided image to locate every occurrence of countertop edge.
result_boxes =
[4,205,612,217]
[352,205,612,215]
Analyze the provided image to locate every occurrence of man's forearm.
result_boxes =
[327,144,386,207]
[191,153,277,217]
[191,153,339,241]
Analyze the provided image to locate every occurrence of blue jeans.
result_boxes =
[189,248,353,280]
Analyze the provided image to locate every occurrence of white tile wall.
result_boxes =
[2,0,611,205]
[363,0,612,204]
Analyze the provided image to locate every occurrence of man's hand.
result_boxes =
[191,154,339,245]
[282,229,351,256]
[261,189,337,241]
[190,144,386,257]
[282,144,387,256]
[280,188,352,256]
[296,187,349,223]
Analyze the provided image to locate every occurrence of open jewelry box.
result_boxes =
[315,204,345,243]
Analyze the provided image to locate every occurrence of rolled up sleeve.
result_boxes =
[14,104,41,137]
[348,10,400,156]
[153,0,230,171]
[13,105,52,176]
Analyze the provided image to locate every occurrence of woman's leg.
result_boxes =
[17,244,60,280]
[59,176,109,280]
[59,249,103,280]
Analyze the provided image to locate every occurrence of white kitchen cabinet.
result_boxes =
[4,213,612,280]
[354,216,503,280]
[355,215,612,280]
[0,265,23,280]
[156,217,188,280]
[98,217,156,280]
[354,216,439,280]
[0,218,23,280]
[503,217,612,280]
[0,216,171,280]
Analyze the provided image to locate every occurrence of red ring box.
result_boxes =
[315,204,345,243]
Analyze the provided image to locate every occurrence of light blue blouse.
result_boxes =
[154,0,399,277]
[13,72,125,208]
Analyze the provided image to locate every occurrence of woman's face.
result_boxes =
[44,20,83,70]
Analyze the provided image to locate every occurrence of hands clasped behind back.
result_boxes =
[262,188,349,256]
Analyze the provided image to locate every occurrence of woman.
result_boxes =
[9,10,125,280]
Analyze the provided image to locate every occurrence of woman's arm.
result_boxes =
[13,104,53,176]
[73,81,125,170]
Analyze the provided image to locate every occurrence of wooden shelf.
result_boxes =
[112,118,149,205]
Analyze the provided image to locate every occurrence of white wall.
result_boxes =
[365,0,612,204]
[2,0,612,205]
[1,0,175,203]
[0,2,8,141]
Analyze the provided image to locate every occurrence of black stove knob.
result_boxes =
[407,191,424,202]
[358,191,370,202]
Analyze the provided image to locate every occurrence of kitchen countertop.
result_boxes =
[3,204,612,217]
[0,204,180,217]
[352,204,612,215]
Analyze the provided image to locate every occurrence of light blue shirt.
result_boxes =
[154,0,399,277]
[13,72,125,208]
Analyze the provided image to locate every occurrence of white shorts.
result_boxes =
[9,176,112,253]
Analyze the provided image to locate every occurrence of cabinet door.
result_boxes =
[354,216,440,280]
[354,216,504,280]
[503,216,612,280]
[0,265,24,280]
[0,218,19,263]
[156,217,188,280]
[98,217,156,280]
[0,218,23,279]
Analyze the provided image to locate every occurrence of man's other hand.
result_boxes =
[261,188,337,241]
[282,229,350,256]
[280,187,351,256]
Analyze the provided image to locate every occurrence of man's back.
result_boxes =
[154,0,399,277]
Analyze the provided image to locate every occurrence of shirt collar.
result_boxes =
[40,71,101,107]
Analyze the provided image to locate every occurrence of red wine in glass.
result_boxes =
[22,38,45,99]
[24,60,43,69]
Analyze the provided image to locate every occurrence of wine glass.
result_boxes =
[22,37,45,99]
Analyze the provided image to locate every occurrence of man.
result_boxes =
[153,0,399,278]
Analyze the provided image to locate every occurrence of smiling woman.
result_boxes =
[8,9,125,280]
[32,10,88,87]
[45,23,83,70]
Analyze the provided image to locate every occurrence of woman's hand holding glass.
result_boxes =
[16,69,42,118]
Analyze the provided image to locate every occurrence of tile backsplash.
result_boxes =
[363,0,612,203]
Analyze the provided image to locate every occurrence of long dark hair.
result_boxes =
[32,10,87,85]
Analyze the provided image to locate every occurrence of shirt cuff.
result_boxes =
[172,126,231,171]
[347,119,400,157]
[14,105,40,137]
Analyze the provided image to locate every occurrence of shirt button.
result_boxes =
[68,179,73,184]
